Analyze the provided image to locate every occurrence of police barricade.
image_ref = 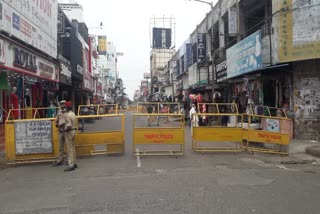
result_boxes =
[4,106,125,165]
[136,102,181,114]
[78,104,118,116]
[75,105,125,156]
[5,108,60,165]
[242,106,292,155]
[132,112,185,156]
[192,103,244,152]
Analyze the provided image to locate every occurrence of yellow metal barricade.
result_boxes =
[78,104,118,115]
[133,113,185,156]
[5,109,60,165]
[192,113,244,153]
[243,114,292,155]
[75,114,125,156]
[136,102,181,113]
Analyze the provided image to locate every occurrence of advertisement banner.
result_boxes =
[227,30,262,79]
[277,0,320,63]
[0,39,58,81]
[152,27,172,48]
[98,36,107,55]
[0,0,58,58]
[197,33,206,62]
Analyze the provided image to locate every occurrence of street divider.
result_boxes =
[132,113,185,156]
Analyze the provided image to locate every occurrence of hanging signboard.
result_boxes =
[15,120,53,155]
[197,33,206,62]
[98,36,107,55]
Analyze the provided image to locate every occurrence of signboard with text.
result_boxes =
[197,33,206,62]
[227,30,262,79]
[15,120,53,155]
[0,0,58,58]
[277,0,320,63]
[0,38,58,81]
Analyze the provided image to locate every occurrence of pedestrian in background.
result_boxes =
[189,104,199,136]
[64,101,78,171]
[52,100,66,167]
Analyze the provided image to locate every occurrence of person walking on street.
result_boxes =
[64,101,78,171]
[52,100,66,167]
[189,104,199,136]
[147,104,153,127]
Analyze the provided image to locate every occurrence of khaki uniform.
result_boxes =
[65,110,77,167]
[55,109,66,162]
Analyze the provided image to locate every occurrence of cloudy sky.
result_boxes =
[70,0,215,99]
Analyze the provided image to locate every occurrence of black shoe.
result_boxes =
[64,166,75,171]
[74,164,78,168]
[52,161,62,167]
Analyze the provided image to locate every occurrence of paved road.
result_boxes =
[0,112,320,214]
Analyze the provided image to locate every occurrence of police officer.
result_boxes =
[64,101,78,171]
[52,100,66,167]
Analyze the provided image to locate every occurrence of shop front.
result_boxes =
[0,36,59,120]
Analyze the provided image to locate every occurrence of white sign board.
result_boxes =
[0,39,58,81]
[0,0,58,58]
[15,120,53,155]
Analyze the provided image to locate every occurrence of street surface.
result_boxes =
[0,112,320,214]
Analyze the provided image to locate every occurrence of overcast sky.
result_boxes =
[73,0,216,99]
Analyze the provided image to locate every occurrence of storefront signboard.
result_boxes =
[0,0,58,58]
[0,39,58,81]
[227,30,262,79]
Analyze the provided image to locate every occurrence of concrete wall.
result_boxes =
[293,60,320,141]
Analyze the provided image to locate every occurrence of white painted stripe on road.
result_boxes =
[276,165,299,171]
[136,148,141,168]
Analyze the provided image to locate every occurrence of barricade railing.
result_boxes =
[6,107,60,121]
[192,113,244,152]
[132,113,185,156]
[75,113,125,156]
[242,114,291,155]
[77,104,118,116]
[136,102,181,114]
[4,108,125,164]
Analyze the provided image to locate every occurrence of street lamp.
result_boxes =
[185,0,214,8]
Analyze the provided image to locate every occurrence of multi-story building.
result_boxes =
[168,0,320,141]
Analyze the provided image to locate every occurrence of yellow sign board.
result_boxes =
[247,130,289,145]
[98,36,107,55]
[133,128,184,145]
[193,127,243,142]
[278,0,320,62]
